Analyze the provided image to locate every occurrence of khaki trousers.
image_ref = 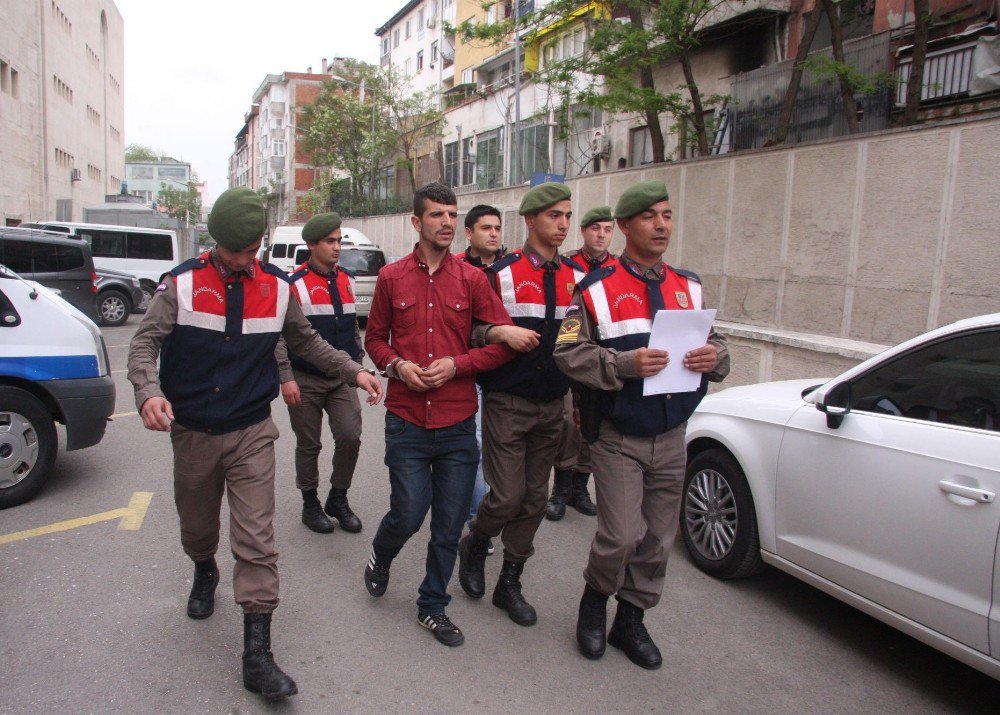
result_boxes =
[287,371,362,492]
[554,391,591,472]
[584,419,687,610]
[473,391,564,563]
[171,418,280,613]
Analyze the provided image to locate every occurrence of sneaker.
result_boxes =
[418,612,465,647]
[487,539,495,555]
[364,548,390,597]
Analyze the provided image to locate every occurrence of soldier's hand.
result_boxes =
[633,348,670,377]
[684,344,718,373]
[280,380,301,406]
[397,360,430,393]
[356,370,384,405]
[140,396,174,431]
[420,357,456,389]
[490,325,540,352]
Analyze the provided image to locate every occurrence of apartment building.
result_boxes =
[1,0,125,224]
[376,0,457,96]
[124,159,191,205]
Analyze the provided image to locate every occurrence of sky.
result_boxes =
[115,0,406,204]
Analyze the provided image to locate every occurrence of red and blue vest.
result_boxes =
[160,252,290,434]
[579,257,707,437]
[561,249,615,284]
[287,262,362,375]
[477,248,577,401]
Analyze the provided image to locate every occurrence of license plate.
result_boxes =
[355,295,371,303]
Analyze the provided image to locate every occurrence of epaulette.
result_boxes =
[578,264,615,292]
[259,261,294,283]
[671,266,702,284]
[169,256,209,276]
[561,254,586,272]
[488,251,521,274]
[339,266,356,279]
[288,265,309,282]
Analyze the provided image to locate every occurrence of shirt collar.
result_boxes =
[308,258,337,279]
[210,248,255,280]
[464,245,506,267]
[521,242,560,271]
[620,252,665,281]
[411,242,455,274]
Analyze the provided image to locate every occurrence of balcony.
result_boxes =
[895,40,977,104]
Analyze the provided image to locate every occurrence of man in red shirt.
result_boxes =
[363,182,519,648]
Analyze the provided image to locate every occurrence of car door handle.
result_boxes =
[939,480,995,503]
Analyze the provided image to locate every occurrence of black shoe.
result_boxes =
[458,532,489,599]
[491,560,538,626]
[607,599,662,670]
[325,487,362,533]
[545,469,573,521]
[242,612,298,700]
[568,472,598,516]
[301,495,335,533]
[364,548,390,597]
[418,612,465,647]
[576,584,609,660]
[186,557,219,620]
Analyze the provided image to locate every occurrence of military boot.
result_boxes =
[458,532,490,599]
[607,598,662,670]
[576,583,609,659]
[491,560,537,626]
[186,557,219,620]
[301,489,335,533]
[242,613,298,700]
[568,472,598,516]
[545,469,573,521]
[324,487,362,533]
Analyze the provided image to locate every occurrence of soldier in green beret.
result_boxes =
[554,179,730,669]
[128,189,383,700]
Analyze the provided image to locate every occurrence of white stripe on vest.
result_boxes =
[586,275,702,341]
[243,278,289,334]
[293,280,356,317]
[175,271,227,333]
[496,263,567,321]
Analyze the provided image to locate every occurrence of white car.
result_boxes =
[681,313,1000,679]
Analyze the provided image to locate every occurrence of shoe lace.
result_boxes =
[428,613,454,629]
[371,561,390,578]
[629,618,653,645]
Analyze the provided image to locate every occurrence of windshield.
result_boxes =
[339,249,386,277]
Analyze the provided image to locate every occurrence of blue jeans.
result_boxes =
[468,385,489,524]
[372,412,479,615]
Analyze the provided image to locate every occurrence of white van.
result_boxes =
[23,221,180,301]
[0,264,115,508]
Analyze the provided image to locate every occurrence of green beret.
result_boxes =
[613,180,670,219]
[518,181,572,215]
[580,205,613,227]
[208,188,266,250]
[302,212,343,243]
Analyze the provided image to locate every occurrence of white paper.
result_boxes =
[643,309,717,396]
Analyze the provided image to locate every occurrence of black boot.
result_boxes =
[576,584,609,659]
[242,613,298,700]
[325,487,362,533]
[545,469,573,521]
[568,472,598,516]
[607,599,662,670]
[301,489,335,533]
[458,532,490,599]
[491,560,538,626]
[186,557,219,620]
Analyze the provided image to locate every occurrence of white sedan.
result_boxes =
[681,313,1000,679]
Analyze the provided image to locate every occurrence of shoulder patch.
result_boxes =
[489,252,521,274]
[169,256,208,276]
[259,261,293,283]
[556,316,582,345]
[577,264,615,292]
[154,281,169,293]
[672,267,702,284]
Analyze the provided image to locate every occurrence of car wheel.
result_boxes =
[0,387,58,509]
[97,289,131,327]
[681,449,763,579]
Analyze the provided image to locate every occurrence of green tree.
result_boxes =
[156,182,202,224]
[124,143,165,162]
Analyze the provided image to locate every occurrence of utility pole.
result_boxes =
[512,0,522,186]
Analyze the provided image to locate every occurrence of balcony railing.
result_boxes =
[895,41,977,104]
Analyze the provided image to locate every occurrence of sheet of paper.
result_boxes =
[643,309,717,396]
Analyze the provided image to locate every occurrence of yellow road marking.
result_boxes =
[111,410,137,418]
[0,491,153,545]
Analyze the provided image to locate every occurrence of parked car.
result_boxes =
[681,312,1000,679]
[0,264,115,508]
[0,227,99,322]
[95,267,146,327]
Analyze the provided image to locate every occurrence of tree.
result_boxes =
[124,143,165,162]
[902,0,931,125]
[156,182,201,224]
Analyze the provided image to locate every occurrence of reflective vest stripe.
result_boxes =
[507,303,569,320]
[242,278,288,334]
[175,271,226,332]
[688,280,703,310]
[497,264,517,308]
[294,278,356,317]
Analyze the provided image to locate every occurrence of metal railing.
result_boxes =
[894,41,977,104]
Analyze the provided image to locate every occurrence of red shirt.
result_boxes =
[365,245,516,428]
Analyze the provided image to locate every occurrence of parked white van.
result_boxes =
[23,222,180,301]
[0,264,115,508]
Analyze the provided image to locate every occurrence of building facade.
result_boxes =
[124,159,192,205]
[376,0,458,96]
[0,0,125,225]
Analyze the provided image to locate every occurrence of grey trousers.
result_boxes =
[584,419,687,610]
[287,371,362,492]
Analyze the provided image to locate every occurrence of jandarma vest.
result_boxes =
[160,252,290,434]
[579,258,706,437]
[561,250,615,284]
[477,249,577,401]
[287,262,362,375]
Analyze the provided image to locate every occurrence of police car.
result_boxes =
[0,264,115,508]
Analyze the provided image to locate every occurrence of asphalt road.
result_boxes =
[2,319,999,713]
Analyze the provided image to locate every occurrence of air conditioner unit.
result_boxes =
[70,168,82,181]
[590,129,611,157]
[426,17,436,28]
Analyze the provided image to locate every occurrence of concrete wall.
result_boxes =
[347,113,1000,387]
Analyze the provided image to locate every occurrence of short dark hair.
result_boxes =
[413,182,457,216]
[464,204,502,230]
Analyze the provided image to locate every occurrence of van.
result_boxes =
[0,227,100,322]
[265,225,386,320]
[0,263,115,508]
[22,221,179,302]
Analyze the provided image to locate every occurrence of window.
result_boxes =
[416,50,424,73]
[461,67,474,84]
[158,165,187,179]
[393,29,400,48]
[405,19,411,39]
[0,240,34,273]
[461,137,475,185]
[339,249,386,277]
[543,25,586,67]
[629,126,653,167]
[431,41,439,65]
[375,167,394,199]
[79,229,125,258]
[404,58,412,75]
[512,117,549,184]
[475,128,504,190]
[55,245,85,271]
[272,140,286,157]
[486,3,497,23]
[381,37,390,56]
[127,233,173,261]
[848,330,1000,432]
[443,141,459,187]
[270,243,287,258]
[553,104,602,178]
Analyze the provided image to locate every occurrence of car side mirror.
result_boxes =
[816,381,851,429]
